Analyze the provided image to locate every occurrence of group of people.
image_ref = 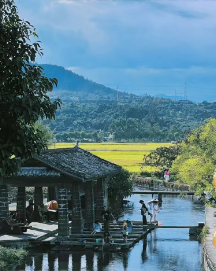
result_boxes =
[139,198,160,225]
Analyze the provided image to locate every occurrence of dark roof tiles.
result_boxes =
[34,147,121,181]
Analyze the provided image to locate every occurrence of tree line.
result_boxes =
[45,98,216,142]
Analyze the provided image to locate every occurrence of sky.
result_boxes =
[16,0,216,102]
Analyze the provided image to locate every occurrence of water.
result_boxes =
[17,193,205,271]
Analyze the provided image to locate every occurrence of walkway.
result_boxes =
[203,207,216,270]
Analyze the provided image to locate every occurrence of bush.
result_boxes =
[0,246,27,270]
[198,226,209,243]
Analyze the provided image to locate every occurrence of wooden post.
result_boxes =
[84,181,95,229]
[0,185,8,224]
[58,186,69,237]
[17,187,26,223]
[158,193,162,202]
[48,187,56,201]
[95,178,105,221]
[34,187,43,221]
[71,182,83,233]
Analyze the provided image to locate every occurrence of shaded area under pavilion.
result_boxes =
[0,146,121,237]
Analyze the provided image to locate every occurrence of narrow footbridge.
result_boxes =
[132,191,195,195]
[143,222,205,235]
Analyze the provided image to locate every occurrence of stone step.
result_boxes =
[70,238,138,243]
[70,233,141,238]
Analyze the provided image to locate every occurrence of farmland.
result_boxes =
[50,142,172,173]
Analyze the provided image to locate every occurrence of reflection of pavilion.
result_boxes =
[0,146,121,237]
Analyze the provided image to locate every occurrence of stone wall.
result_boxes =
[203,207,216,271]
[134,177,190,191]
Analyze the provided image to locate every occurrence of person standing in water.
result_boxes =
[147,200,153,223]
[153,199,160,222]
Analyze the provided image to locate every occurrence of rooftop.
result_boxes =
[32,146,121,181]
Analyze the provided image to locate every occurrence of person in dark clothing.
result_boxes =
[26,203,34,224]
[139,200,148,225]
[104,231,113,244]
[101,206,115,231]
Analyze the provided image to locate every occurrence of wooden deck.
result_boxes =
[0,221,152,251]
[53,221,152,252]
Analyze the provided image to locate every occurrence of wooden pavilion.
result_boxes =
[0,145,121,237]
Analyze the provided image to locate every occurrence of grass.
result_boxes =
[199,226,209,243]
[50,142,172,173]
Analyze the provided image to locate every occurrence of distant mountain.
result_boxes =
[40,64,139,102]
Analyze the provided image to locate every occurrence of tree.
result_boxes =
[142,145,181,176]
[33,122,55,146]
[171,118,216,195]
[0,0,61,176]
[108,169,133,201]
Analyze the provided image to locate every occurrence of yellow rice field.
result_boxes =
[50,142,172,173]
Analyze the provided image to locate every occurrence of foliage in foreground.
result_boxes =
[108,169,133,201]
[198,226,209,243]
[0,246,27,270]
[0,0,61,176]
[171,118,216,195]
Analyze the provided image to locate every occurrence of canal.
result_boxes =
[17,193,205,271]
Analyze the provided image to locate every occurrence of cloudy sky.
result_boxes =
[17,0,216,102]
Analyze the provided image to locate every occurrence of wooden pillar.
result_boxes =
[58,186,69,237]
[17,187,26,223]
[84,181,95,229]
[95,178,105,221]
[86,251,94,270]
[58,252,69,270]
[158,193,162,203]
[48,187,56,201]
[0,185,8,224]
[34,187,43,221]
[71,182,83,233]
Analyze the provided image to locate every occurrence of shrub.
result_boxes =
[0,246,27,270]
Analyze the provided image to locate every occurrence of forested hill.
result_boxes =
[40,64,216,142]
[40,64,138,101]
[44,97,216,142]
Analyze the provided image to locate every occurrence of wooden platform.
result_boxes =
[133,191,195,195]
[0,221,152,251]
[53,221,152,252]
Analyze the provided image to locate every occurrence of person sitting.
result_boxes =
[91,220,102,234]
[38,203,50,222]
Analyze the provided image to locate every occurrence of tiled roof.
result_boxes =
[33,146,121,181]
[17,167,61,177]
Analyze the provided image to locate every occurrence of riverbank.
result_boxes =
[203,207,216,271]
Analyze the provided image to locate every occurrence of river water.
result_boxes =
[17,193,205,271]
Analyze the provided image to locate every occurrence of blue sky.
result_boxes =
[17,0,216,102]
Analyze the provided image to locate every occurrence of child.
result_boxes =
[91,220,102,234]
[122,221,128,243]
[126,218,133,233]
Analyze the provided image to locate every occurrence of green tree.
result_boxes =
[171,118,216,195]
[143,144,180,174]
[108,169,133,201]
[34,122,55,146]
[0,0,61,176]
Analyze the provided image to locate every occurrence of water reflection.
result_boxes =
[16,194,204,271]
